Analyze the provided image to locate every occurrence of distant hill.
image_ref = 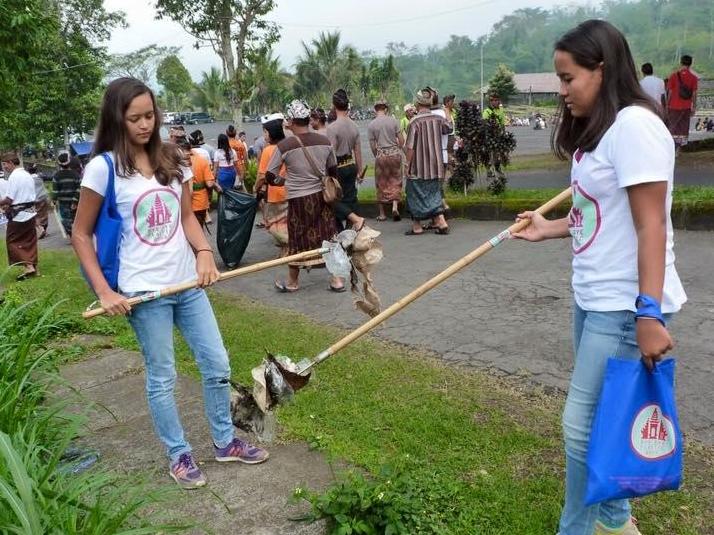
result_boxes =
[390,0,714,100]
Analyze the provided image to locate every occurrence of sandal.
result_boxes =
[329,284,347,293]
[404,229,425,236]
[391,211,401,222]
[274,280,299,293]
[435,226,450,235]
[16,270,38,281]
[375,215,387,222]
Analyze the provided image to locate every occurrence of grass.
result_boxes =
[6,247,714,534]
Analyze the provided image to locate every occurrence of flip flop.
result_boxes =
[16,271,38,281]
[435,226,450,235]
[375,216,387,222]
[404,229,426,236]
[391,212,401,222]
[328,284,347,293]
[274,280,299,293]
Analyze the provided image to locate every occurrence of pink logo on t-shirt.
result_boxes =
[569,180,601,254]
[133,188,181,246]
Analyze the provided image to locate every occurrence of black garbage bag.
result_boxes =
[217,189,257,268]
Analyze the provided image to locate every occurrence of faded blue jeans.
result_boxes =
[559,303,673,534]
[126,288,234,462]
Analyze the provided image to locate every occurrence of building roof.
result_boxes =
[513,72,561,94]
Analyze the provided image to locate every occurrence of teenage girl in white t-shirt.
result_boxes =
[72,78,268,490]
[513,21,686,535]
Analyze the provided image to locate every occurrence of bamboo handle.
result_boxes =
[305,187,572,370]
[82,247,329,319]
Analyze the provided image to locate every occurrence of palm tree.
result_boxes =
[245,47,292,115]
[294,31,362,105]
[193,67,228,118]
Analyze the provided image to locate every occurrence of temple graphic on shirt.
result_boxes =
[133,189,180,246]
[641,408,668,442]
[147,194,172,228]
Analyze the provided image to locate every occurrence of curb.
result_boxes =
[357,200,714,231]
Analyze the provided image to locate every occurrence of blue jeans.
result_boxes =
[126,288,234,462]
[559,303,673,534]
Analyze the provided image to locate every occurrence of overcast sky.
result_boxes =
[104,0,587,82]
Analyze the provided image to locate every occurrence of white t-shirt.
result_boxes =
[568,106,686,313]
[81,153,196,292]
[431,108,449,161]
[6,168,36,222]
[214,148,237,168]
[640,75,666,107]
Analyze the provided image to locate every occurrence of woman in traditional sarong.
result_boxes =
[265,100,343,293]
[255,113,289,256]
[367,99,405,221]
[1,151,38,280]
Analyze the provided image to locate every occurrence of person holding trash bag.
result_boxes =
[72,77,268,490]
[513,21,686,535]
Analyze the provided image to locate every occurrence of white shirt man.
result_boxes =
[640,63,666,109]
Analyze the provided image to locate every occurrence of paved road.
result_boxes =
[41,213,714,446]
[211,219,714,446]
[176,119,714,163]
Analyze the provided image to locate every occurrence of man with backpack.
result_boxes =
[666,55,698,148]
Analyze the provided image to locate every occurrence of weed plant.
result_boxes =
[0,293,183,534]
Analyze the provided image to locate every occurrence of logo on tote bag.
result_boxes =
[630,404,677,460]
[133,188,181,245]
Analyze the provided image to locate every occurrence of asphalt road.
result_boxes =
[42,211,713,446]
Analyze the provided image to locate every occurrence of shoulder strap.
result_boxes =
[294,134,324,178]
[100,153,117,211]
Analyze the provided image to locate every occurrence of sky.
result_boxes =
[104,0,589,82]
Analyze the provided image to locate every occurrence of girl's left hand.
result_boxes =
[637,319,674,371]
[196,250,220,287]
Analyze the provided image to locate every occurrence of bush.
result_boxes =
[0,295,184,534]
[244,158,258,193]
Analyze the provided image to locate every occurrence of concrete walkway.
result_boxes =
[59,344,329,535]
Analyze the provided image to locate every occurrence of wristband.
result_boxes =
[196,248,213,255]
[635,294,666,326]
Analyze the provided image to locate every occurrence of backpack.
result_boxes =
[676,71,693,100]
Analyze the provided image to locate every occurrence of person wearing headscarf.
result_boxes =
[255,113,289,256]
[326,89,365,231]
[367,99,404,221]
[265,99,343,292]
[1,151,38,280]
[403,88,451,235]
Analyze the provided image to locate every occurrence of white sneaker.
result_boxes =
[594,517,642,535]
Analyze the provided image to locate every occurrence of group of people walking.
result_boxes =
[0,17,690,535]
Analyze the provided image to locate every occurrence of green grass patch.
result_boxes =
[7,247,714,534]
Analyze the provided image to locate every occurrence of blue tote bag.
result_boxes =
[87,153,122,291]
[585,357,682,505]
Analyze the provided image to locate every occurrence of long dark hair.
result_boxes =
[217,133,232,163]
[551,20,659,159]
[93,77,181,186]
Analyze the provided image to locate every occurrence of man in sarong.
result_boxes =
[367,99,404,221]
[1,151,38,280]
[666,55,698,149]
[404,89,450,236]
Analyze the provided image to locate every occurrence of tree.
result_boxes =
[194,67,229,118]
[488,64,518,102]
[243,47,292,115]
[155,0,279,124]
[0,0,124,150]
[107,44,179,84]
[294,31,363,106]
[156,54,194,110]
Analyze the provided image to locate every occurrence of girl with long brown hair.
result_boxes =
[72,77,268,490]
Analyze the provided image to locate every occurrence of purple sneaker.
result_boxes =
[169,453,206,489]
[214,437,269,464]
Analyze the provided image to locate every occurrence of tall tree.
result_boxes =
[156,54,194,110]
[488,64,518,102]
[0,0,124,150]
[194,67,228,118]
[107,44,179,84]
[294,31,362,106]
[155,0,279,124]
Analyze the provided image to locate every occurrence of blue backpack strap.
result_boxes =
[99,153,118,216]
